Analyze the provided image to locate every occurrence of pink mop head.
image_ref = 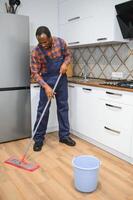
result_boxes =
[4,156,40,172]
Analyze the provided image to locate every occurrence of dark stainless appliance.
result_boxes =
[0,14,31,143]
[101,80,133,89]
[115,0,133,39]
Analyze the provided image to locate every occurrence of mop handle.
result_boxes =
[21,73,62,162]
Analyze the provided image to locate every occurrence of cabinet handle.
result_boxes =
[83,88,92,91]
[68,16,80,22]
[33,85,40,88]
[106,91,122,96]
[97,37,107,41]
[68,85,75,88]
[104,126,120,134]
[105,103,122,110]
[68,41,80,45]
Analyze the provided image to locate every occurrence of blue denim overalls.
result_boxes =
[33,46,70,145]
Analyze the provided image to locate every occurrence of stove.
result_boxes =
[101,80,133,89]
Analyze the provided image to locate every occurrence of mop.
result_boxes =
[4,74,62,172]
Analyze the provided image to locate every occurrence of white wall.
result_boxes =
[0,0,59,46]
[0,0,6,13]
[18,0,58,46]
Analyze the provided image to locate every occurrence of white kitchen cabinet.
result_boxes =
[96,87,133,157]
[30,84,58,135]
[68,84,80,132]
[99,88,133,157]
[68,82,133,161]
[30,84,40,132]
[76,85,102,141]
[59,0,128,46]
[59,18,94,46]
[68,83,102,140]
[99,100,133,156]
[59,0,93,25]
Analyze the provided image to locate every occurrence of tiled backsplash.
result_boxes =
[70,41,133,80]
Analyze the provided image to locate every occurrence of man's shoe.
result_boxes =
[59,136,76,146]
[33,142,43,152]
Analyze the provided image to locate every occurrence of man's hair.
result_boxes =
[36,26,51,38]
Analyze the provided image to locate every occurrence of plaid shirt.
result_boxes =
[30,36,71,87]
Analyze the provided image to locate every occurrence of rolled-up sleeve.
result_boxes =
[30,50,46,87]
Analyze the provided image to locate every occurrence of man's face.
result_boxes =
[37,33,52,50]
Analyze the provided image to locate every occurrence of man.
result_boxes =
[31,26,76,151]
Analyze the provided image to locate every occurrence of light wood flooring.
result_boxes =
[0,132,133,200]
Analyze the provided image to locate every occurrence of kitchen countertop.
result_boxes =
[31,77,133,92]
[68,77,133,92]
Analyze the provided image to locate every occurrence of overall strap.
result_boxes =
[58,38,65,57]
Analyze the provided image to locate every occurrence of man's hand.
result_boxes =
[44,84,55,99]
[60,63,68,74]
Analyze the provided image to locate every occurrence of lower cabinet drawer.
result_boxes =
[100,100,133,131]
[100,125,131,156]
[99,100,133,156]
[102,89,133,106]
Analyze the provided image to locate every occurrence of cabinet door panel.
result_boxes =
[79,86,101,140]
[68,84,102,142]
[59,18,94,46]
[68,84,80,132]
[47,99,58,131]
[30,84,40,131]
[59,0,94,25]
[92,16,114,43]
[30,84,58,134]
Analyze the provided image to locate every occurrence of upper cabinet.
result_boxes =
[58,0,128,47]
[59,0,92,25]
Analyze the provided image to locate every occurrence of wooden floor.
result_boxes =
[0,132,133,200]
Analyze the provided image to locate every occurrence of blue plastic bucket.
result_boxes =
[72,155,100,193]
